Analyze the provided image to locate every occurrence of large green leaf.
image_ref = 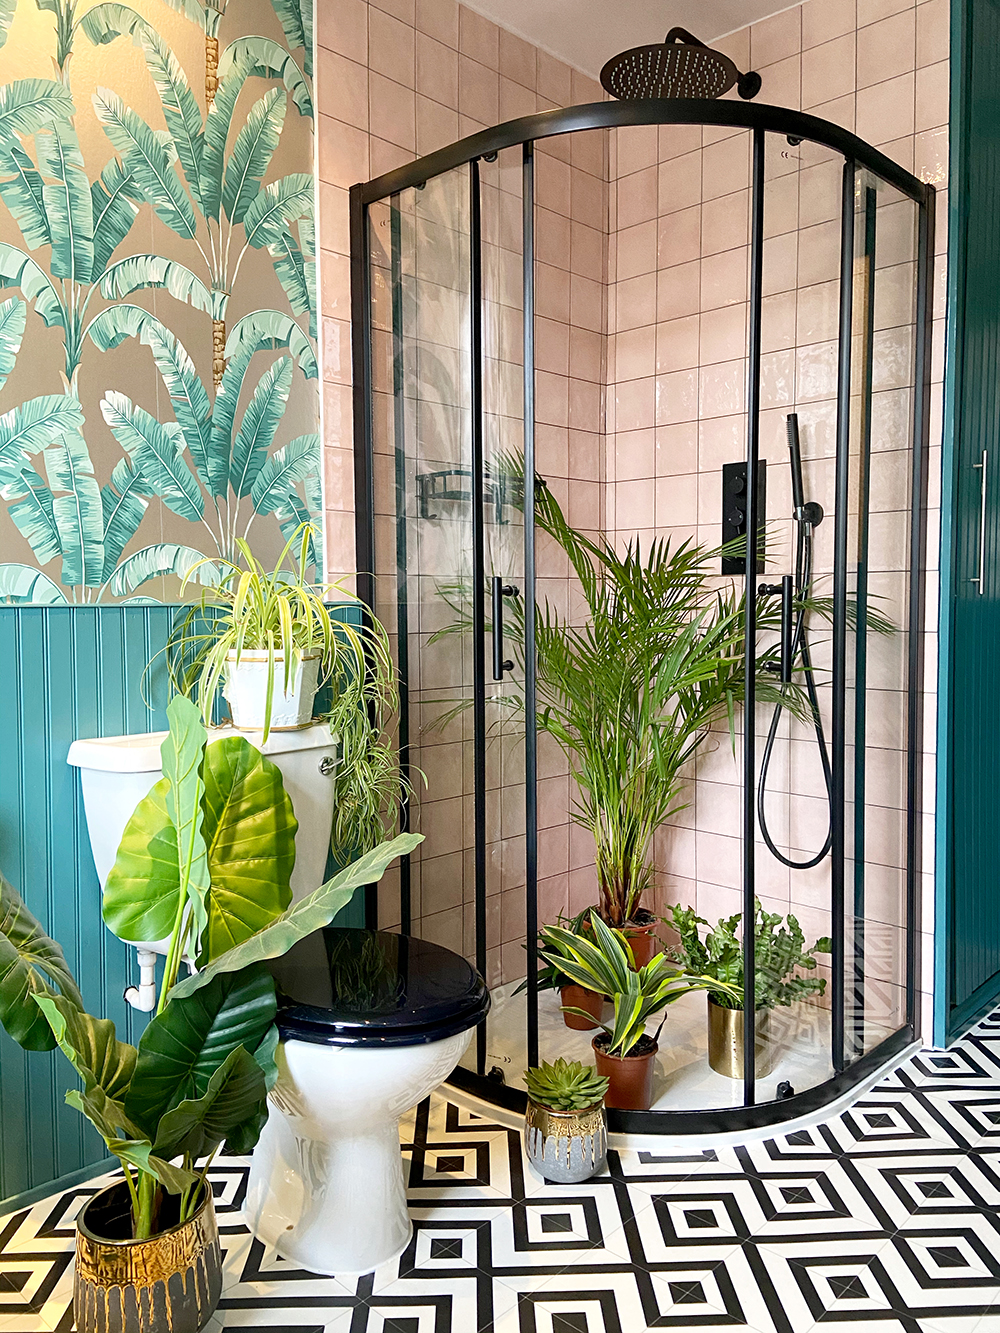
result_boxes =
[208,343,252,495]
[44,430,105,588]
[0,394,83,485]
[161,694,211,949]
[101,255,216,314]
[0,873,84,1050]
[270,0,311,75]
[200,50,252,223]
[223,87,285,224]
[0,297,25,391]
[138,26,205,212]
[5,465,60,565]
[103,737,296,958]
[0,141,51,251]
[0,563,67,603]
[219,37,312,117]
[99,456,149,581]
[34,993,136,1103]
[90,159,140,280]
[251,433,318,515]
[170,834,422,1001]
[101,391,204,522]
[274,491,318,574]
[101,1130,197,1194]
[0,0,15,51]
[35,120,94,284]
[125,963,275,1133]
[0,245,64,329]
[230,357,293,499]
[269,224,315,337]
[0,79,74,143]
[92,88,197,239]
[110,542,219,598]
[225,309,317,378]
[242,172,313,250]
[152,1043,266,1162]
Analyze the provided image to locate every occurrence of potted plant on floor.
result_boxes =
[540,912,738,1109]
[666,901,832,1078]
[517,910,604,1030]
[0,696,418,1333]
[523,1058,609,1183]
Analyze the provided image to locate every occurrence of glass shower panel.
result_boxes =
[844,173,918,1062]
[368,167,476,976]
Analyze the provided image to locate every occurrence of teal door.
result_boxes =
[939,0,1000,1041]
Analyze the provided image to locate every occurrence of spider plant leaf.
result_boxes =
[250,434,318,514]
[0,873,84,1051]
[0,563,67,603]
[110,543,219,598]
[101,391,204,522]
[219,36,313,117]
[125,962,275,1133]
[92,88,197,240]
[5,465,60,565]
[90,158,140,280]
[0,78,74,143]
[241,172,313,250]
[224,309,318,378]
[168,833,423,1001]
[223,87,286,224]
[35,119,94,283]
[0,244,64,330]
[44,430,105,588]
[0,141,51,251]
[230,357,293,498]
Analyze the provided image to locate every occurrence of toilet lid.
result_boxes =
[270,928,490,1047]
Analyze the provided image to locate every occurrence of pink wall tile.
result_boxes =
[416,0,458,46]
[500,27,536,88]
[416,33,458,106]
[318,0,368,63]
[318,116,369,189]
[369,7,416,87]
[317,48,369,130]
[857,9,916,89]
[751,6,803,67]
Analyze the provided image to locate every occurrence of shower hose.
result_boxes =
[756,414,834,870]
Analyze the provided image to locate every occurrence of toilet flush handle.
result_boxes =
[319,755,337,776]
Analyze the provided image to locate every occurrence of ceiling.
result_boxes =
[462,1,798,79]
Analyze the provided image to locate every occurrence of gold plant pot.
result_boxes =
[707,997,774,1078]
[524,1098,608,1183]
[75,1180,222,1333]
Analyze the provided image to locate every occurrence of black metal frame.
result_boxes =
[350,98,934,1134]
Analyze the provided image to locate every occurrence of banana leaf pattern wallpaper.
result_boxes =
[0,0,319,604]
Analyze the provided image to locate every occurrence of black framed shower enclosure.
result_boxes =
[350,99,935,1135]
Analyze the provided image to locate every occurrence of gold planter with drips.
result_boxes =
[707,998,773,1078]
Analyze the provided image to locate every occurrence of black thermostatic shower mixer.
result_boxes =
[721,460,766,574]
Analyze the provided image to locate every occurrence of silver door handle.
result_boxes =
[972,449,988,595]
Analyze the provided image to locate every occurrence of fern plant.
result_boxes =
[666,901,832,1011]
[524,1059,609,1112]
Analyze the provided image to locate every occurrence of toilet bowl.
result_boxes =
[244,927,490,1277]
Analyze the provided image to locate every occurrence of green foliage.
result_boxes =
[516,909,591,995]
[666,901,832,1011]
[0,698,416,1239]
[540,910,739,1058]
[523,1058,609,1112]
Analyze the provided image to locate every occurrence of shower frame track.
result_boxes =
[350,98,935,1135]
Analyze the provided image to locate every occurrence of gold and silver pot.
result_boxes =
[524,1099,607,1183]
[707,997,774,1078]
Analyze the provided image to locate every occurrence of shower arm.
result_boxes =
[663,26,761,93]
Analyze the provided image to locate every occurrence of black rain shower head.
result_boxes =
[600,27,762,102]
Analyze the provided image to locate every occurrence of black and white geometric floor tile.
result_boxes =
[16,1018,1000,1332]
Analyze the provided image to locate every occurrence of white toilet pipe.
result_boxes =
[123,949,158,1012]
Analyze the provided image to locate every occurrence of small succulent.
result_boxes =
[524,1059,609,1112]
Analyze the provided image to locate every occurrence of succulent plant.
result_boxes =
[523,1058,609,1112]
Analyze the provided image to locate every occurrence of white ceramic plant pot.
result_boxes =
[223,651,321,731]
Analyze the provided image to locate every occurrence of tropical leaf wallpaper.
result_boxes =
[0,0,319,603]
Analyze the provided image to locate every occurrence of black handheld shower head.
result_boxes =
[786,413,824,527]
[600,28,762,102]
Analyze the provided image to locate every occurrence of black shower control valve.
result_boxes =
[721,460,766,574]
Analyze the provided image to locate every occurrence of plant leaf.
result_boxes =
[101,391,204,522]
[126,964,275,1135]
[0,563,67,603]
[250,433,318,515]
[99,456,149,581]
[200,50,252,223]
[152,1042,266,1161]
[270,0,311,74]
[161,694,211,950]
[90,158,140,280]
[0,140,51,251]
[0,873,84,1050]
[34,120,94,284]
[102,1132,197,1194]
[230,357,293,498]
[138,26,205,212]
[44,430,105,588]
[110,542,219,598]
[34,993,136,1104]
[269,224,314,336]
[0,79,75,143]
[0,393,83,486]
[219,36,313,117]
[92,88,197,239]
[242,172,313,250]
[5,464,60,565]
[169,834,422,1002]
[101,254,214,313]
[0,243,64,329]
[0,0,15,51]
[0,296,25,391]
[223,87,285,224]
[225,308,317,378]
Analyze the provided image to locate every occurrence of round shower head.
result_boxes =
[600,27,762,102]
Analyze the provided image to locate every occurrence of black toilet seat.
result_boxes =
[268,928,490,1047]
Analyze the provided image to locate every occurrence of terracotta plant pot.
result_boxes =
[623,922,660,968]
[75,1180,222,1333]
[524,1098,608,1183]
[592,1033,658,1110]
[560,982,604,1030]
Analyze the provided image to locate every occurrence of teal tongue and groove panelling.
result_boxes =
[0,604,174,1208]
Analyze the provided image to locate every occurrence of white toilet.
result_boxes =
[244,927,489,1275]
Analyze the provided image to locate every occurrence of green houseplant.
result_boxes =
[666,901,832,1078]
[517,910,605,1031]
[539,912,738,1109]
[0,695,418,1332]
[522,1058,610,1183]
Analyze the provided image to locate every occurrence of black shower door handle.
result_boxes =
[491,577,518,679]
